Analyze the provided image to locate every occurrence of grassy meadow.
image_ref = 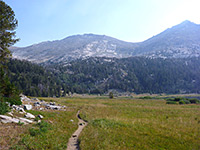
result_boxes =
[3,95,200,150]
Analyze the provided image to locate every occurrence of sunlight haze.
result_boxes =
[4,0,200,47]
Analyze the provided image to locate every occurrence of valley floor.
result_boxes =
[1,95,200,150]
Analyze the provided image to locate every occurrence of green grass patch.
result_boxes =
[11,108,78,150]
[9,96,200,150]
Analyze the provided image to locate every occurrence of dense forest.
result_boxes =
[7,59,68,97]
[52,57,200,94]
[7,57,200,96]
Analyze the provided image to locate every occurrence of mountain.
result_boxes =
[11,20,200,64]
[11,34,138,64]
[133,20,200,58]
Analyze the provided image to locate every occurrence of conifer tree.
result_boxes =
[0,0,20,104]
[0,0,19,66]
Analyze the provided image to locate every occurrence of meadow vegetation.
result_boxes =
[8,108,78,150]
[2,95,200,150]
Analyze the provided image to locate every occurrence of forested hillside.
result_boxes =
[7,57,200,96]
[7,59,68,97]
[51,57,200,94]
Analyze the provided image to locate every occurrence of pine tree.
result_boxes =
[0,0,20,104]
[0,0,19,65]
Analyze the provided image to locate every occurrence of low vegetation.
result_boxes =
[166,97,200,105]
[0,101,10,115]
[9,109,78,150]
[4,96,198,150]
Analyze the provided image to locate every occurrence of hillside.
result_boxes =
[11,34,137,64]
[7,59,68,97]
[11,21,200,64]
[5,56,200,96]
[133,20,200,58]
[48,56,200,94]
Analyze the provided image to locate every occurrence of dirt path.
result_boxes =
[67,110,88,150]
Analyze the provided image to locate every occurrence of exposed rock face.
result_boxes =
[133,20,200,58]
[11,34,137,64]
[11,21,200,65]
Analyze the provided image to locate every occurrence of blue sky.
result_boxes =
[4,0,200,47]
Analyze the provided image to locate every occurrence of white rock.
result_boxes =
[1,119,12,124]
[25,113,35,119]
[24,105,32,110]
[0,115,12,123]
[19,117,33,124]
[12,105,26,113]
[38,115,44,119]
[0,115,20,124]
[46,105,62,110]
[19,107,26,113]
[19,112,25,115]
[0,115,12,120]
[49,102,55,105]
[32,98,39,101]
[20,94,31,101]
[7,112,13,117]
[12,118,20,123]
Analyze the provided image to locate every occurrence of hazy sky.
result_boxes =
[4,0,200,47]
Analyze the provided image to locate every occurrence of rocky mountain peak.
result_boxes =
[11,21,200,64]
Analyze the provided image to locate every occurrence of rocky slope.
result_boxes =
[11,20,200,64]
[133,20,200,58]
[11,34,137,64]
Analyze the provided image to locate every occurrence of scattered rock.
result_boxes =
[20,94,31,101]
[19,117,33,124]
[25,113,35,119]
[46,105,62,110]
[7,112,13,117]
[0,115,19,124]
[70,119,74,122]
[12,105,26,113]
[38,115,44,119]
[34,103,40,107]
[32,98,39,101]
[24,105,32,110]
[49,102,55,105]
[34,102,41,107]
[13,95,66,113]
